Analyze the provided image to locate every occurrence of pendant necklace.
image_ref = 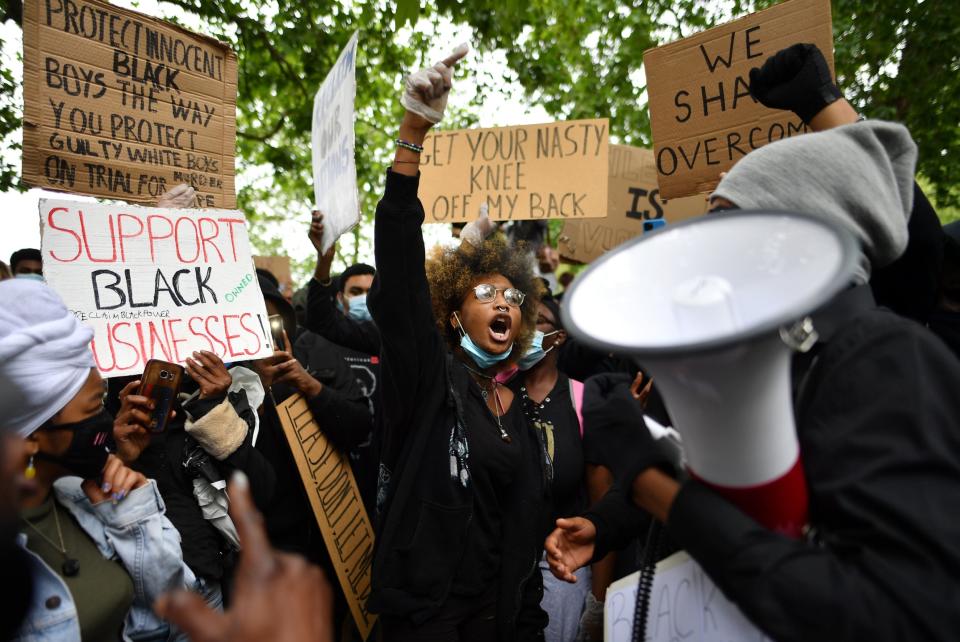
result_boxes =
[22,501,80,577]
[464,365,512,443]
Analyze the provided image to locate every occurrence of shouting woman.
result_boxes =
[367,46,550,642]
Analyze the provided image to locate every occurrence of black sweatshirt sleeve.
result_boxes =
[665,315,960,642]
[367,170,444,445]
[666,481,900,642]
[305,277,381,355]
[303,376,372,453]
[582,484,651,561]
[871,182,945,322]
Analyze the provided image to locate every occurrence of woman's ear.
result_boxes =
[449,311,460,330]
[24,433,41,457]
[555,329,568,346]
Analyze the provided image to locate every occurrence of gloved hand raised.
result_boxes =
[582,373,676,490]
[748,43,841,124]
[400,43,469,126]
[459,203,498,248]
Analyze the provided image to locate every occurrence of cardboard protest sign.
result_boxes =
[643,0,834,199]
[605,551,771,642]
[558,144,708,263]
[312,32,360,254]
[419,118,609,222]
[253,255,294,297]
[22,0,238,207]
[277,394,376,640]
[40,198,273,377]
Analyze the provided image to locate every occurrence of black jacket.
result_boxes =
[130,389,275,580]
[592,306,960,642]
[367,170,547,641]
[305,277,382,356]
[254,328,372,559]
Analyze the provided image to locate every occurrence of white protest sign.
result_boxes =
[605,551,772,642]
[312,32,360,254]
[40,198,274,378]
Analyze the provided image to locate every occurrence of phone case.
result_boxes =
[269,314,287,352]
[139,360,184,433]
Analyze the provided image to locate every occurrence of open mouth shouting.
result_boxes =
[489,314,513,345]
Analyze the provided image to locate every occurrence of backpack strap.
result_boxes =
[569,378,585,438]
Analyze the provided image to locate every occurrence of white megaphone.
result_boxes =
[563,211,858,537]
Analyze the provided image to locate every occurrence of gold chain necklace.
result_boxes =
[22,500,81,577]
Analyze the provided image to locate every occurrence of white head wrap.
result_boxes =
[0,279,95,437]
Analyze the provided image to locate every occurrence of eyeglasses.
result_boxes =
[473,283,525,307]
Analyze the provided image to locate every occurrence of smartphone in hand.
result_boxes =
[139,359,184,433]
[269,314,287,352]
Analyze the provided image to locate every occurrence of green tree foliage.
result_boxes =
[1,0,957,254]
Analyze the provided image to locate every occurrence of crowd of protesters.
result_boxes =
[0,38,959,642]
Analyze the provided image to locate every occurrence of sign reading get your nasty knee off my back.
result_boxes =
[643,0,834,199]
[40,198,274,377]
[418,118,609,222]
[22,0,238,208]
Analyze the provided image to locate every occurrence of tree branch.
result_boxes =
[238,116,285,142]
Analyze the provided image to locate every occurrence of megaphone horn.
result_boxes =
[563,210,858,538]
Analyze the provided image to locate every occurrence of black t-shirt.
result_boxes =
[451,380,524,596]
[513,375,586,538]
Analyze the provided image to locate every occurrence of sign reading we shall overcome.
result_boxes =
[643,0,834,199]
[40,198,274,377]
[559,144,708,263]
[419,118,609,222]
[312,32,359,254]
[277,394,376,640]
[23,0,238,207]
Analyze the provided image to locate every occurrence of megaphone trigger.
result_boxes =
[780,317,819,353]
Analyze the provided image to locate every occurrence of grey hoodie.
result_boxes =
[712,120,918,284]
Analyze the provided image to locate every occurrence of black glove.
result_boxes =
[581,373,675,490]
[748,43,842,124]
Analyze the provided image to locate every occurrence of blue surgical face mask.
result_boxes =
[517,330,560,371]
[339,293,372,322]
[345,293,372,322]
[454,312,513,369]
[15,273,44,282]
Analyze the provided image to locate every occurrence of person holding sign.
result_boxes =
[367,46,552,641]
[546,70,960,641]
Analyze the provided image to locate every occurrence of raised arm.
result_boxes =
[305,212,382,355]
[367,45,468,435]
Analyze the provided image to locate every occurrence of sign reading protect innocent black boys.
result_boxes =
[22,0,238,207]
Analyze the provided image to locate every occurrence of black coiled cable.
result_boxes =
[632,519,665,642]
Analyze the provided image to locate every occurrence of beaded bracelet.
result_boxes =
[396,139,424,154]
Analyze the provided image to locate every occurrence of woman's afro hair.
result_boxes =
[426,234,544,362]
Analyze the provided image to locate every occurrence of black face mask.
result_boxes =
[38,409,112,479]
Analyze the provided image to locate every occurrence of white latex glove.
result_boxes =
[459,202,499,247]
[158,183,196,209]
[400,43,469,124]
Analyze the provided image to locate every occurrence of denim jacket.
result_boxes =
[13,478,196,642]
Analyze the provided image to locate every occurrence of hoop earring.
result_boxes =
[25,455,36,480]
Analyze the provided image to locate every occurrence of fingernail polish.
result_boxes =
[118,490,126,501]
[102,482,112,493]
[231,470,249,491]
